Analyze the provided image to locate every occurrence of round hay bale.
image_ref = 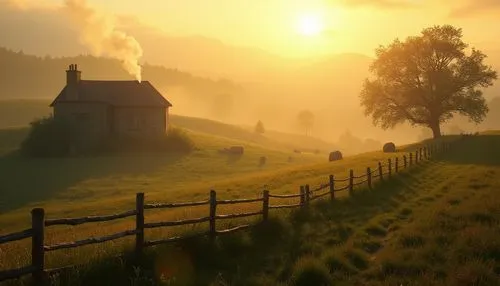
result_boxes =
[383,142,396,153]
[229,146,244,155]
[329,151,343,161]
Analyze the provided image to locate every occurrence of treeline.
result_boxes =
[0,47,244,99]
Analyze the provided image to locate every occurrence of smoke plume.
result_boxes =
[63,0,143,82]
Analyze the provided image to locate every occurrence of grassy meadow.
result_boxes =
[0,98,497,285]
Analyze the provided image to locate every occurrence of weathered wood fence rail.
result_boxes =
[0,139,462,283]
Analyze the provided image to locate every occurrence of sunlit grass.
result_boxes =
[0,121,463,285]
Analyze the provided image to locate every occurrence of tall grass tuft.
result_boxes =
[289,256,333,286]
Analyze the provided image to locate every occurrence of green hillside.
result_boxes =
[0,99,338,155]
[0,131,449,282]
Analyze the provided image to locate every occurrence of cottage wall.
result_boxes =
[53,102,108,148]
[113,107,167,136]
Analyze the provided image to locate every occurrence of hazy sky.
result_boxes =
[14,0,500,58]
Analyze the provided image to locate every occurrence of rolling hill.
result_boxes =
[0,98,340,156]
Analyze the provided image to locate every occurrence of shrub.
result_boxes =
[163,127,196,153]
[20,116,74,157]
[22,118,195,157]
[290,256,333,286]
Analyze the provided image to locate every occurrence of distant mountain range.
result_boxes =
[1,1,499,144]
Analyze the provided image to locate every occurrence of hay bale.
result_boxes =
[383,142,396,153]
[329,151,343,161]
[259,156,267,166]
[228,146,244,155]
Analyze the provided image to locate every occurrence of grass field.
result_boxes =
[17,132,494,286]
[1,98,494,285]
[0,123,439,282]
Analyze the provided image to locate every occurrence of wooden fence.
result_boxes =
[0,140,459,283]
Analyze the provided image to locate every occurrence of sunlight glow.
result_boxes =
[297,13,324,36]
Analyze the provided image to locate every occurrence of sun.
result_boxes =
[297,13,324,36]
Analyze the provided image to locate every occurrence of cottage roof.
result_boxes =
[50,80,172,108]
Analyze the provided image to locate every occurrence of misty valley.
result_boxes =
[1,0,500,286]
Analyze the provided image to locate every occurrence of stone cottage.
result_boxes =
[50,64,172,147]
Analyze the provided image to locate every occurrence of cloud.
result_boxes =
[449,0,500,17]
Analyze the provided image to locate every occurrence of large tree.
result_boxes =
[360,25,497,138]
[297,110,315,136]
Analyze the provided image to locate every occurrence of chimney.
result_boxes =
[65,64,81,100]
[66,64,81,86]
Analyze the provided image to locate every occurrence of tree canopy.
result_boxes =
[255,120,265,134]
[360,25,497,138]
[297,110,315,136]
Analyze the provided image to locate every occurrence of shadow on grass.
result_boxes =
[39,161,442,286]
[0,151,186,213]
[295,162,435,229]
[437,135,500,167]
[0,127,30,156]
[47,218,293,286]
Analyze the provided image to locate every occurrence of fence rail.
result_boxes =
[0,228,32,245]
[45,210,137,226]
[144,200,210,209]
[0,138,464,283]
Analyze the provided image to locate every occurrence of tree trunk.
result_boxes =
[430,122,441,139]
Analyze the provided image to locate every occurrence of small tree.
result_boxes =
[255,120,265,134]
[360,25,497,139]
[297,110,315,136]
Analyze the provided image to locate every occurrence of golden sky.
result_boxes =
[11,0,500,58]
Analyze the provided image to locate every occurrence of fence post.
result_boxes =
[209,190,217,242]
[329,175,335,201]
[415,150,419,164]
[409,152,413,166]
[419,148,423,161]
[135,193,145,259]
[403,155,407,169]
[378,162,383,181]
[367,167,372,189]
[395,157,399,173]
[423,147,427,159]
[349,169,354,194]
[31,208,45,284]
[305,184,311,205]
[388,159,392,177]
[299,185,305,207]
[262,190,269,221]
